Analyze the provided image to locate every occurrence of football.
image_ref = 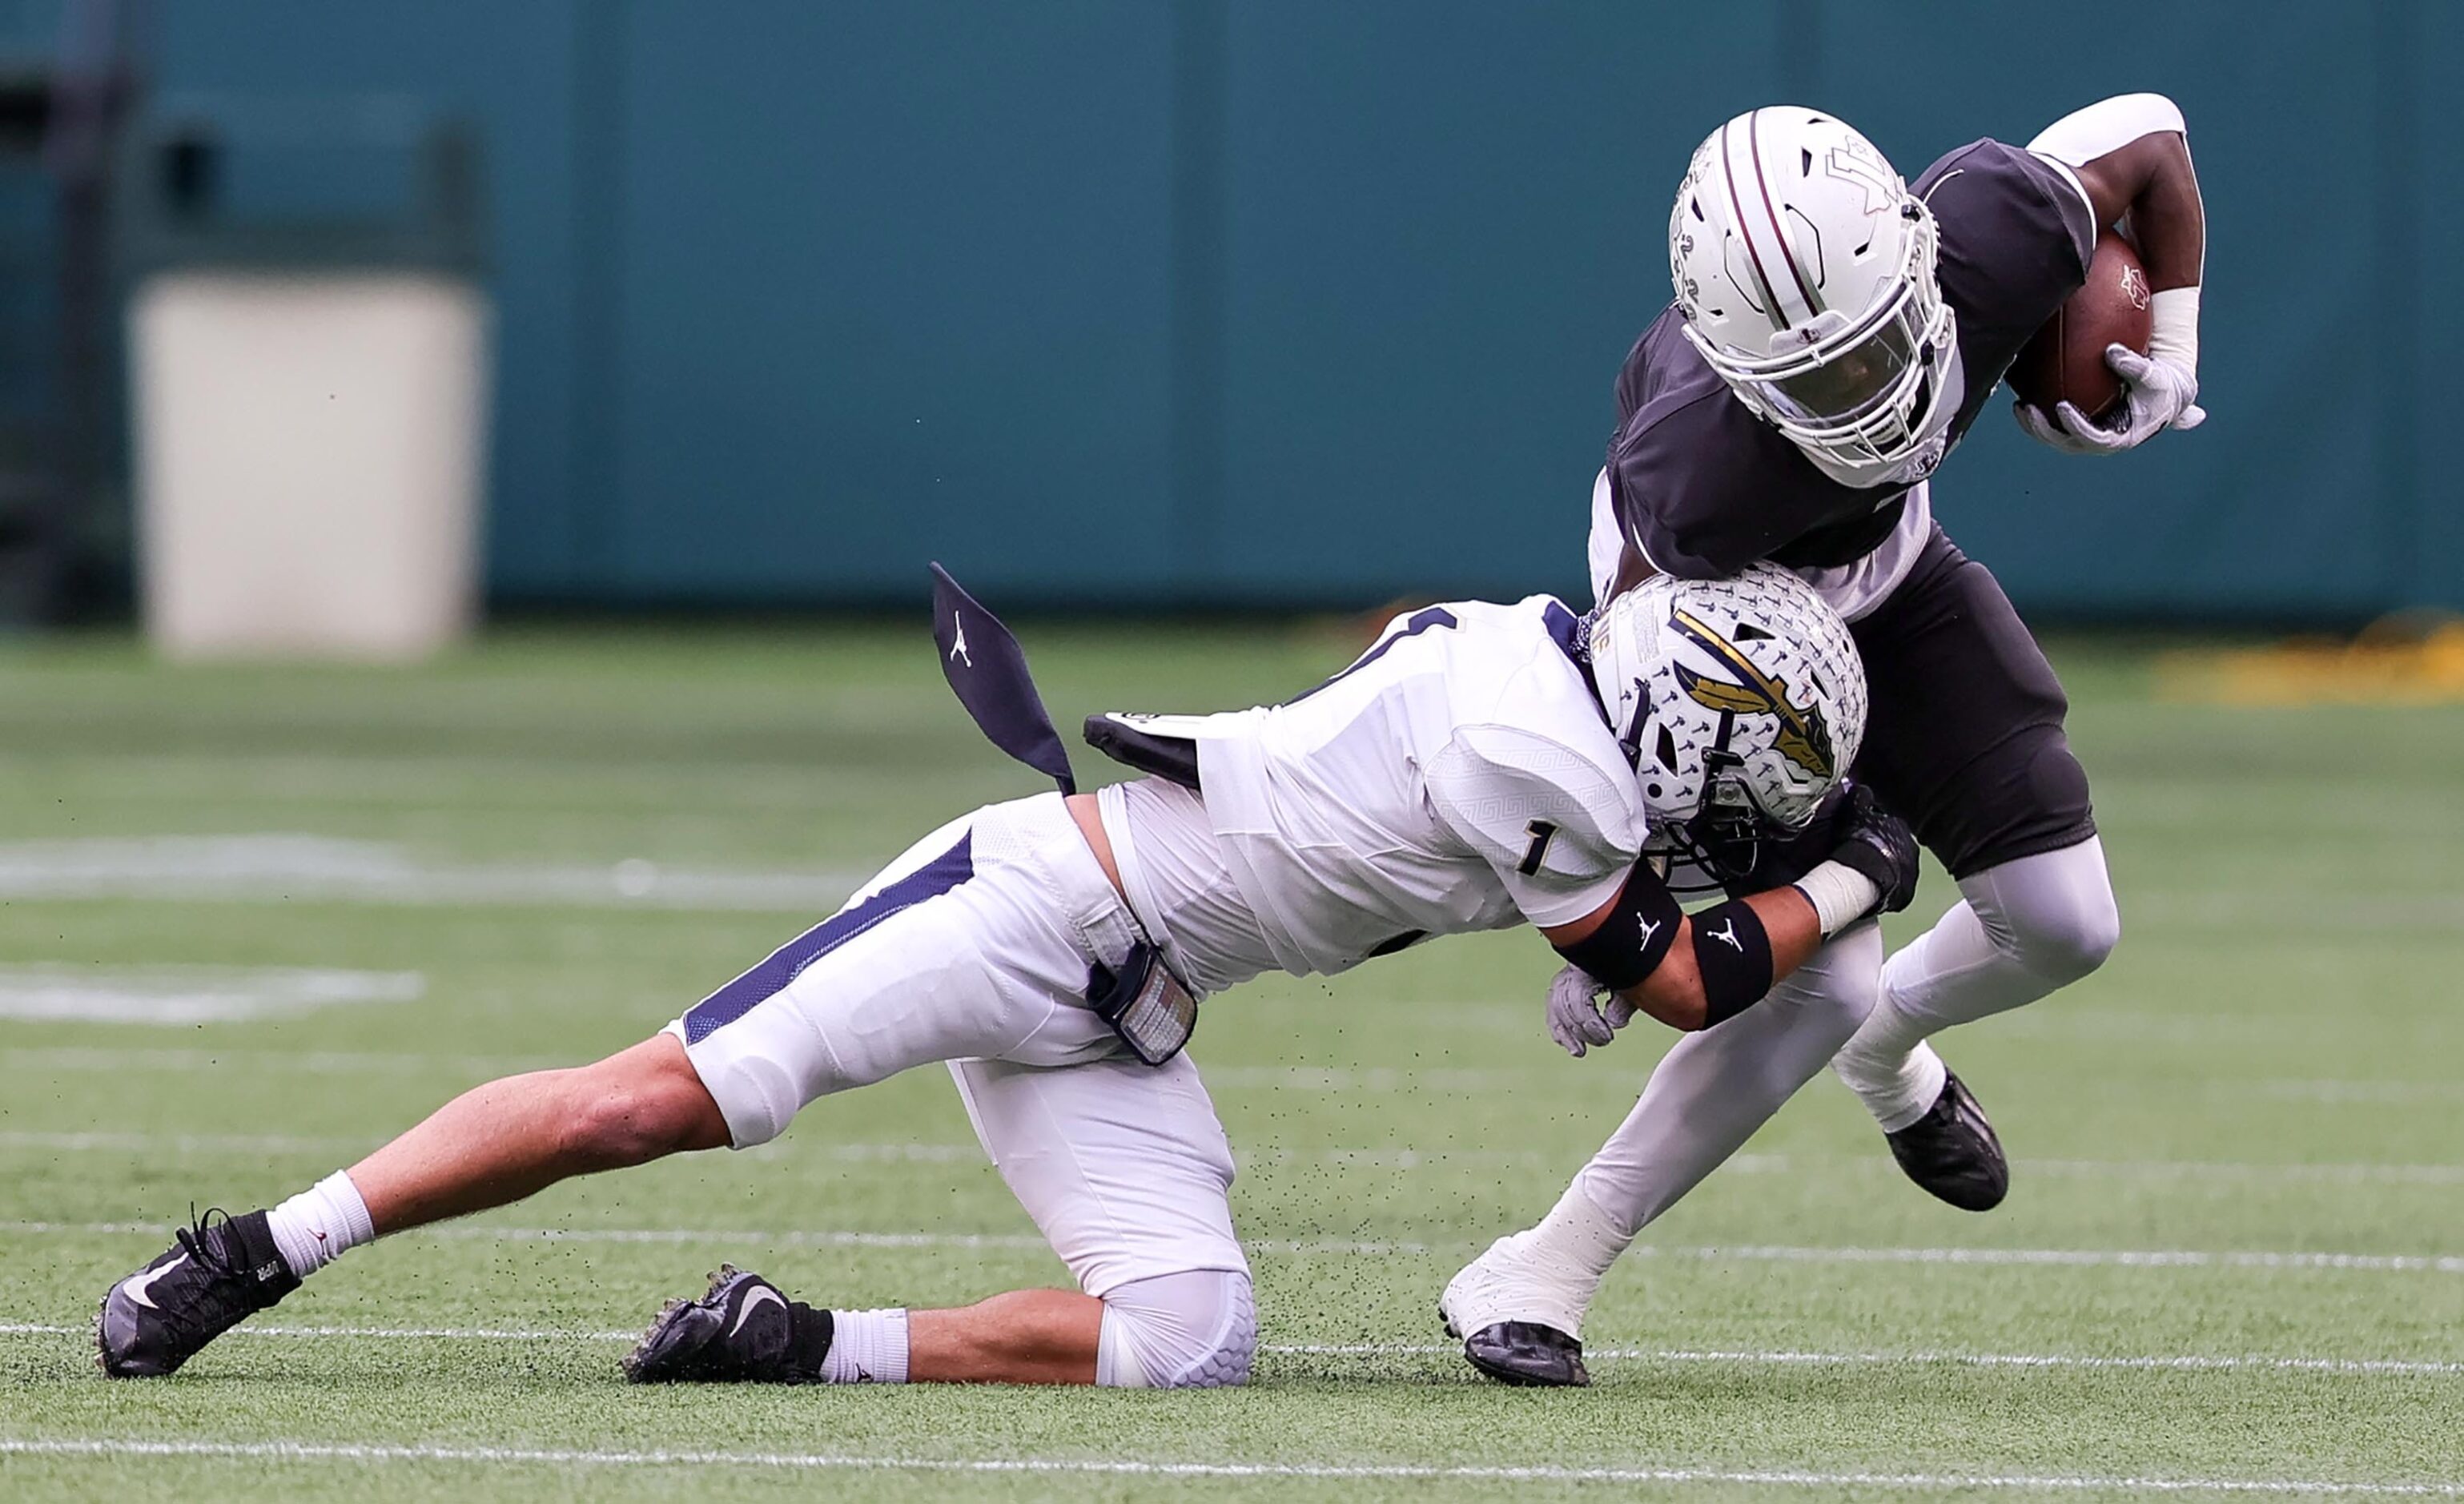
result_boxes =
[2008,229,2155,423]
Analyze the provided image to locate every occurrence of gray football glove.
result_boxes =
[2013,343,2205,456]
[1546,963,1635,1058]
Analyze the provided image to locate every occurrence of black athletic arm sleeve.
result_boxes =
[1549,862,1684,991]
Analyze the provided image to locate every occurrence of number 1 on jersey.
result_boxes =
[1517,819,1559,876]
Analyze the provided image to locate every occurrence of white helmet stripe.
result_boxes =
[1747,108,1825,320]
[1716,117,1792,332]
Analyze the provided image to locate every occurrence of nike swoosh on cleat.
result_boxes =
[727,1284,785,1338]
[122,1253,188,1311]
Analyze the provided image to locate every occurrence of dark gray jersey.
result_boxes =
[1609,140,2098,578]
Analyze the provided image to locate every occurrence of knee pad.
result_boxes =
[1969,838,2121,986]
[1095,1269,1256,1389]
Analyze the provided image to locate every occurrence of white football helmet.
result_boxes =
[1670,107,1956,470]
[1585,564,1867,858]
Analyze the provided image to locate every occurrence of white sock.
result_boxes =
[1524,1178,1630,1284]
[1834,1029,1949,1133]
[265,1170,376,1279]
[822,1308,910,1383]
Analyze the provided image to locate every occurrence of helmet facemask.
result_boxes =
[1683,199,1958,471]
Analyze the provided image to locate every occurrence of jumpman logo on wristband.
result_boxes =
[1708,919,1743,951]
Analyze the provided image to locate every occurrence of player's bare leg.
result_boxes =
[95,1032,730,1377]
[348,1034,730,1233]
[94,1030,1142,1385]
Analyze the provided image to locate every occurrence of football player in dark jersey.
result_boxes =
[1445,96,2205,1385]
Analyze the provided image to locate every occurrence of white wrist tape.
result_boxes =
[2147,285,2199,376]
[1793,859,1881,938]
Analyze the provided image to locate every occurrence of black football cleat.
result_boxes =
[1453,1317,1591,1388]
[1886,1071,2010,1212]
[623,1265,834,1384]
[97,1208,300,1377]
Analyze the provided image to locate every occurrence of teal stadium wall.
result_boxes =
[141,0,2464,617]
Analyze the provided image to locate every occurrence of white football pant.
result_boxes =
[667,791,1250,1301]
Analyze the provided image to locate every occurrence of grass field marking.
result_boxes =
[0,1130,370,1155]
[1650,1243,2464,1274]
[0,967,424,1025]
[3,1438,2460,1494]
[1264,1344,2464,1376]
[2263,1080,2464,1105]
[0,833,866,913]
[0,1046,573,1076]
[20,1047,2464,1118]
[10,1322,2459,1376]
[15,1218,2464,1270]
[17,1121,2462,1188]
[0,1124,1692,1175]
[0,1321,633,1341]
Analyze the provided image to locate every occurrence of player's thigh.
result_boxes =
[949,1053,1247,1299]
[1849,527,2096,878]
[675,799,1117,1147]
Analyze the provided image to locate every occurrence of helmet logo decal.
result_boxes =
[1666,607,1836,782]
[1823,141,1900,216]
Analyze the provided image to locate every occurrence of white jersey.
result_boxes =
[1107,596,1650,979]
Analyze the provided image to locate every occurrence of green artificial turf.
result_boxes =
[0,621,2458,1501]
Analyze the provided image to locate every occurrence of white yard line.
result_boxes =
[2262,1080,2464,1106]
[0,967,423,1025]
[14,1047,2460,1122]
[6,1321,2456,1377]
[0,1130,372,1155]
[1266,1343,2464,1377]
[10,1216,2464,1272]
[0,1046,569,1076]
[0,1438,2458,1494]
[0,834,862,913]
[6,1122,2453,1190]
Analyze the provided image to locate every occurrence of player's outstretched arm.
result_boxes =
[1544,886,1820,1035]
[2021,94,2207,452]
[1541,787,1919,1049]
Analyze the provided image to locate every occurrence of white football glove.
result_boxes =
[2013,342,2205,456]
[1545,963,1634,1058]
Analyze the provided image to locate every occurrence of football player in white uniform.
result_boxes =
[97,564,1914,1392]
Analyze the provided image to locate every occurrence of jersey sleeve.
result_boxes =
[1919,139,2097,358]
[1424,722,1648,930]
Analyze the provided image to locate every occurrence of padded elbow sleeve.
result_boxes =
[1550,863,1684,991]
[1688,899,1775,1027]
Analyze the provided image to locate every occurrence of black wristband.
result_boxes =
[1550,862,1684,991]
[1688,899,1775,1027]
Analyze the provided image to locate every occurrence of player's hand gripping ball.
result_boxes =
[2010,231,2202,454]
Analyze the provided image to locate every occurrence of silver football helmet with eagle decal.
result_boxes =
[1585,563,1867,883]
[1670,107,1957,473]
